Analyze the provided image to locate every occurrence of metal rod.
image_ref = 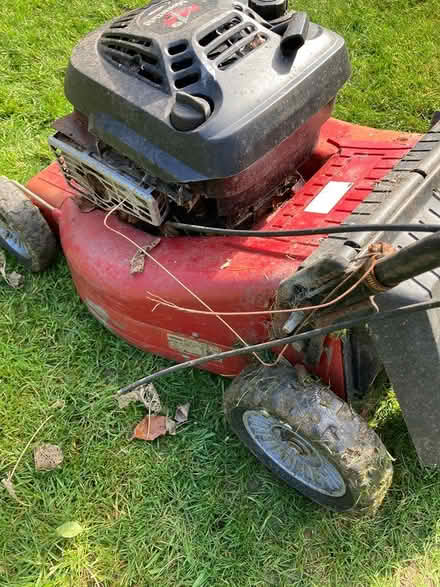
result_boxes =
[118,298,440,394]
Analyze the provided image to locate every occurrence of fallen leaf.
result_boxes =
[117,383,161,412]
[6,271,23,288]
[0,251,6,281]
[132,415,168,441]
[175,403,190,424]
[220,259,231,269]
[0,251,23,288]
[76,196,96,212]
[130,249,145,274]
[129,238,161,274]
[1,476,27,506]
[50,399,66,410]
[56,521,84,538]
[166,417,177,436]
[34,444,64,471]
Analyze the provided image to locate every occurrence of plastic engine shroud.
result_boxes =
[64,0,350,183]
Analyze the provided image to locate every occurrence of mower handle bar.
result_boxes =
[375,231,440,288]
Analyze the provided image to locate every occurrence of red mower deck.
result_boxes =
[27,119,419,398]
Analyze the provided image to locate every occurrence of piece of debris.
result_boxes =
[130,249,146,274]
[56,521,84,538]
[132,414,168,441]
[1,476,27,506]
[117,383,161,412]
[166,417,177,436]
[175,403,190,424]
[6,271,23,288]
[76,196,96,213]
[34,444,64,471]
[129,238,161,274]
[0,251,23,288]
[220,259,231,270]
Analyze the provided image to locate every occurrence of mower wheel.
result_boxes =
[224,363,393,514]
[0,178,56,271]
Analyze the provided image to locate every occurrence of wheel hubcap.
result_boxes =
[0,214,30,259]
[242,409,346,497]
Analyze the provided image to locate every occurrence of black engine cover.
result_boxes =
[65,0,350,183]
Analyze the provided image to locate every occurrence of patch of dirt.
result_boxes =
[398,561,436,587]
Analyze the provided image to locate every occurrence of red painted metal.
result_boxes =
[26,119,420,398]
[27,162,74,231]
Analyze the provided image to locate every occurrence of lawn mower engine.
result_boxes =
[49,0,350,229]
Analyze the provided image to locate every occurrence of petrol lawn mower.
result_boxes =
[1,0,440,514]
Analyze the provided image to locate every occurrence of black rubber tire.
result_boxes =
[0,179,56,271]
[224,363,393,514]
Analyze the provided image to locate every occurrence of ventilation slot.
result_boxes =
[199,14,266,70]
[110,7,145,29]
[171,57,193,72]
[175,72,200,89]
[198,16,242,46]
[233,4,257,19]
[100,33,164,88]
[217,31,266,70]
[168,41,188,55]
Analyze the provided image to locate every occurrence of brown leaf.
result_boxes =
[175,403,190,424]
[117,383,161,412]
[1,476,27,506]
[130,249,146,274]
[166,418,177,436]
[34,444,64,471]
[129,238,161,274]
[0,251,23,288]
[132,415,168,441]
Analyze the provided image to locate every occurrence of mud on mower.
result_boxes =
[2,0,440,514]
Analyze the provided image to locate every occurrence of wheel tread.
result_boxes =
[224,363,393,514]
[0,179,56,271]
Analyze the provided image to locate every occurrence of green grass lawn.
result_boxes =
[1,0,440,585]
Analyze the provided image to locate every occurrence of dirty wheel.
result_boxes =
[224,363,393,514]
[0,178,56,271]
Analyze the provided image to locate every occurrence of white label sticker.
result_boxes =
[168,333,223,357]
[304,181,353,214]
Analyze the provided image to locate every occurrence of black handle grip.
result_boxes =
[280,12,310,55]
[375,232,440,288]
